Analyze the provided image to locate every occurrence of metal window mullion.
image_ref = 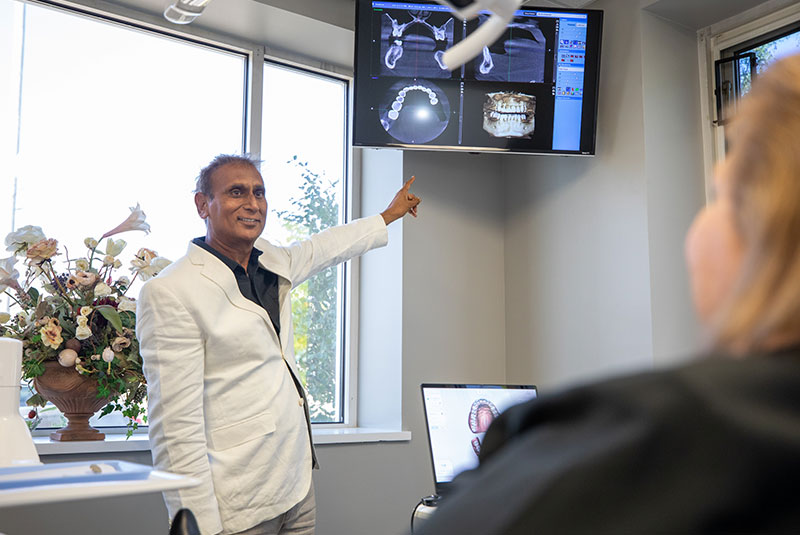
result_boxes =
[246,48,265,157]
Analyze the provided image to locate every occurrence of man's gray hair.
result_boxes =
[195,154,263,197]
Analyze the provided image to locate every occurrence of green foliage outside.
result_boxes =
[277,156,341,423]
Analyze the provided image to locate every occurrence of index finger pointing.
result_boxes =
[403,176,416,190]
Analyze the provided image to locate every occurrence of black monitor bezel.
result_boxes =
[353,1,604,156]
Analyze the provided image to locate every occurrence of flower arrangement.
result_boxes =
[0,204,171,436]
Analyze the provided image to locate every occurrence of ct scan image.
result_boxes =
[470,15,551,83]
[379,79,451,144]
[377,9,455,79]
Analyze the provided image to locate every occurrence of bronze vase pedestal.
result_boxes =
[33,360,110,441]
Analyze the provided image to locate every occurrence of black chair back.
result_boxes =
[169,509,201,535]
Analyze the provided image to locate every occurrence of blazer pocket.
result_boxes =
[208,411,276,451]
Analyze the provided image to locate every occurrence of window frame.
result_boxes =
[698,2,800,200]
[260,56,357,427]
[10,0,360,434]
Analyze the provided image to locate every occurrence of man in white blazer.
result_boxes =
[137,154,420,535]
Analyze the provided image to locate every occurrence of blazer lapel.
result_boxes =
[187,243,276,335]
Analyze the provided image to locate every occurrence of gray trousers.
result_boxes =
[233,484,316,535]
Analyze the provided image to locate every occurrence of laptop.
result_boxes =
[420,383,538,499]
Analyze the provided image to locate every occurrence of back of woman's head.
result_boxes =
[715,53,800,353]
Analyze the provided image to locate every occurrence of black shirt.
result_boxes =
[192,237,280,335]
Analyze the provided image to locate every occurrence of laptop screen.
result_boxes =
[421,383,538,495]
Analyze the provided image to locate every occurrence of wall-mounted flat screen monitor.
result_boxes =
[353,1,603,155]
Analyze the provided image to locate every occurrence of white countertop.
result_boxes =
[0,461,199,508]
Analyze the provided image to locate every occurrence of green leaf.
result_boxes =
[96,305,124,334]
[26,394,47,407]
[27,287,39,303]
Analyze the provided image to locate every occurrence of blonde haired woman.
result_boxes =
[415,55,800,535]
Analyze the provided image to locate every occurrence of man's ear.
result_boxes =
[195,192,209,219]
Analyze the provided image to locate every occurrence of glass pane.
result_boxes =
[261,62,347,423]
[1,0,246,429]
[742,28,800,74]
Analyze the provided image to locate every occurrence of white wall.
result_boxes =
[640,11,707,365]
[504,0,657,392]
[314,149,509,535]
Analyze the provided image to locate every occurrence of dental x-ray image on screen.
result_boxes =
[378,9,456,78]
[379,79,451,144]
[471,14,549,83]
[354,0,603,155]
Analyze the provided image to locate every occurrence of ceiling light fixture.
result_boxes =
[163,0,213,24]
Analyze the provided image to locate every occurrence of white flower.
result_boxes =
[0,256,20,293]
[105,238,127,257]
[94,282,113,297]
[117,276,131,287]
[103,255,115,266]
[5,225,46,254]
[75,316,92,340]
[102,347,115,363]
[75,258,90,271]
[130,248,157,270]
[84,237,99,249]
[0,312,10,324]
[101,204,150,239]
[76,324,93,340]
[138,256,172,281]
[118,297,137,313]
[79,306,92,317]
[16,310,31,328]
[113,259,122,269]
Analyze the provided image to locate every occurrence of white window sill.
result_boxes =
[33,427,411,456]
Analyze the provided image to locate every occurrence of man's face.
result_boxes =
[195,162,267,251]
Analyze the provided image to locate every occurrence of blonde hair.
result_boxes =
[713,53,800,353]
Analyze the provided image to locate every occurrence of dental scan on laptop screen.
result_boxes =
[421,383,538,497]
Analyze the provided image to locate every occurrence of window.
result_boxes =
[260,61,350,424]
[1,0,246,430]
[725,21,800,96]
[700,3,800,194]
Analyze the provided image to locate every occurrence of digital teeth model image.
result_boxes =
[482,91,536,138]
[380,79,450,144]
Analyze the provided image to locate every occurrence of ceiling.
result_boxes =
[195,0,775,33]
[251,0,356,29]
[248,0,600,31]
[642,0,775,30]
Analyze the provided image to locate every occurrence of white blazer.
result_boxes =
[137,215,388,535]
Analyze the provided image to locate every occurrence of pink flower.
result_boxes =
[74,271,98,287]
[25,238,59,263]
[101,204,150,239]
